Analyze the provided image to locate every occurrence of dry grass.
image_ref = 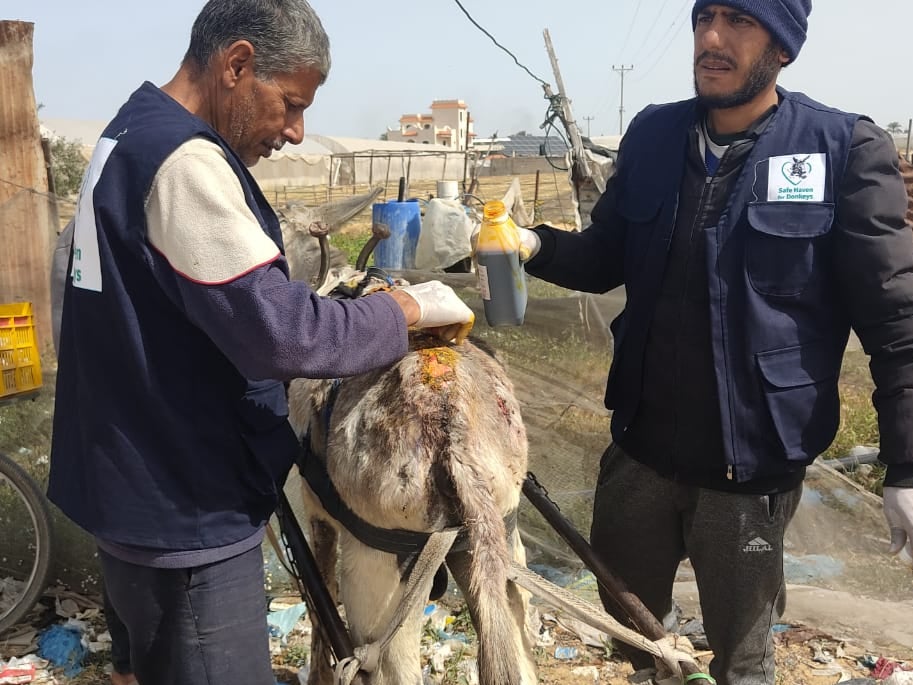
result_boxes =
[265,171,579,234]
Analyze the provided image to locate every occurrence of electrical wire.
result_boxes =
[633,0,693,81]
[451,0,549,87]
[0,176,58,201]
[630,0,674,63]
[542,107,571,173]
[617,0,645,61]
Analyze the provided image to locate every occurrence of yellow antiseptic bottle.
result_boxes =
[476,201,528,326]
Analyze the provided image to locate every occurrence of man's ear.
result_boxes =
[778,47,791,66]
[219,40,256,89]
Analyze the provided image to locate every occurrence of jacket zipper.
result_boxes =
[708,146,739,483]
[698,138,739,483]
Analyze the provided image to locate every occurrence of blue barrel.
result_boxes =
[372,200,422,270]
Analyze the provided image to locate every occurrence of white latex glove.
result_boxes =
[884,486,913,568]
[469,225,542,262]
[398,280,475,344]
[518,227,542,262]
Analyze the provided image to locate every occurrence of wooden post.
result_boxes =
[462,111,471,193]
[906,118,912,161]
[543,29,591,185]
[326,155,333,203]
[40,137,60,235]
[0,21,53,346]
[384,155,392,201]
[543,28,606,230]
[405,155,412,198]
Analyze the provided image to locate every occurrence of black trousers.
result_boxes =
[590,444,802,685]
[99,545,274,685]
[101,582,132,675]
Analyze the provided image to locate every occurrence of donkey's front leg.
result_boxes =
[307,516,340,685]
[338,539,429,685]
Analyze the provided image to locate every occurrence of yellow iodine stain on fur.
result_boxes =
[418,347,458,390]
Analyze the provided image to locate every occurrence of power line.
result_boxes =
[617,0,644,61]
[0,176,57,201]
[451,0,549,87]
[634,0,693,83]
[630,0,674,63]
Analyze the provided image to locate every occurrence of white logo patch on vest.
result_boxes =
[72,137,118,292]
[766,153,826,202]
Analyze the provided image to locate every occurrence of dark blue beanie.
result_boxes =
[692,0,812,63]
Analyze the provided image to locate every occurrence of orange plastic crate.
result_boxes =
[0,302,43,399]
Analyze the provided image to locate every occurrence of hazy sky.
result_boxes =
[9,0,913,141]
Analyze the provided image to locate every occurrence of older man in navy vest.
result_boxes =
[49,1,476,683]
[520,2,913,684]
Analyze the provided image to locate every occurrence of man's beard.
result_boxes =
[229,86,259,163]
[694,42,781,109]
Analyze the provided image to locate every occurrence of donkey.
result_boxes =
[285,305,537,683]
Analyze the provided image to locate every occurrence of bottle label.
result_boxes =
[477,264,492,301]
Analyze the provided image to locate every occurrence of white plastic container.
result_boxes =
[436,180,460,201]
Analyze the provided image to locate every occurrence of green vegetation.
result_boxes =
[50,137,88,197]
[329,229,372,267]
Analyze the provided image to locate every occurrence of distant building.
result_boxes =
[385,100,475,150]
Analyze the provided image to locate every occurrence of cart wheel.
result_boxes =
[0,451,54,634]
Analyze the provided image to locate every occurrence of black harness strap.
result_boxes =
[299,442,459,555]
[298,436,518,559]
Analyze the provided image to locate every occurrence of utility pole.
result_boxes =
[543,28,605,231]
[543,29,591,185]
[582,116,595,138]
[612,64,634,135]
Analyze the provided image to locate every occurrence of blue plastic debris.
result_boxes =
[267,602,308,643]
[554,646,578,660]
[37,624,87,677]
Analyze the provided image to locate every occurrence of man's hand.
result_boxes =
[884,486,913,568]
[517,227,542,262]
[393,281,475,344]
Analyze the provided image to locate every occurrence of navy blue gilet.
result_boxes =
[49,83,299,550]
[606,89,858,482]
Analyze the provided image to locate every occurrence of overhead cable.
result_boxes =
[630,0,674,63]
[634,0,693,82]
[617,0,645,60]
[451,0,549,87]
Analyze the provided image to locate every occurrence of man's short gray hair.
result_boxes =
[185,0,331,82]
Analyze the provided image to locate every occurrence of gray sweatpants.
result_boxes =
[590,445,802,685]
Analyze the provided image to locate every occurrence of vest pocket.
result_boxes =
[756,342,841,461]
[617,196,664,284]
[746,202,834,297]
[237,380,299,495]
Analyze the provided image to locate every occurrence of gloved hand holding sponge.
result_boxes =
[397,280,475,345]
